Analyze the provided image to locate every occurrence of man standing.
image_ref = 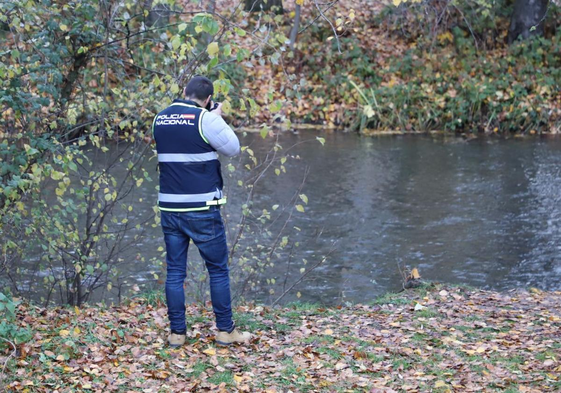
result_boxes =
[153,76,250,347]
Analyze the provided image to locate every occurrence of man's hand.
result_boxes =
[211,102,223,117]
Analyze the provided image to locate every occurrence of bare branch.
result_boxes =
[0,336,17,386]
[272,244,337,306]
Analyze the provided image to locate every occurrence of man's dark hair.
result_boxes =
[184,76,214,101]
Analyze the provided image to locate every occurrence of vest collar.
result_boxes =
[173,99,202,108]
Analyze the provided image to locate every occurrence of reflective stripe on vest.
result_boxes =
[158,191,218,203]
[158,152,218,162]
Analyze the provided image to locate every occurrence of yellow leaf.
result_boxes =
[392,0,402,6]
[363,105,375,118]
[437,31,453,43]
[411,268,421,279]
[323,329,334,335]
[60,24,69,31]
[207,42,219,57]
[233,375,243,383]
[435,380,448,388]
[221,100,231,115]
[296,204,305,213]
[59,329,70,337]
[296,0,304,5]
[51,171,64,180]
[203,347,216,356]
[73,327,81,335]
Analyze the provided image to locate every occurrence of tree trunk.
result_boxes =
[507,0,548,43]
[244,0,284,13]
[289,5,301,50]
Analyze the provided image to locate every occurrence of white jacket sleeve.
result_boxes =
[200,111,240,157]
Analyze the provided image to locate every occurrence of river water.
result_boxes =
[122,132,561,305]
[13,132,561,305]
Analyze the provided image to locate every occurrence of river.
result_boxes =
[12,132,561,305]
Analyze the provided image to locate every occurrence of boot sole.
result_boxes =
[216,340,251,346]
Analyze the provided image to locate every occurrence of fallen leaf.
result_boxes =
[203,347,216,356]
[435,380,448,388]
[335,362,347,370]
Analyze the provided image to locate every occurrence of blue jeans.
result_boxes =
[161,207,234,333]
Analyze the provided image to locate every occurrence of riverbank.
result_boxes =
[2,284,560,392]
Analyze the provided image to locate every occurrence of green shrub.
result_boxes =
[0,292,32,347]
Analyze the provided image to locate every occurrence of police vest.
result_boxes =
[153,99,224,212]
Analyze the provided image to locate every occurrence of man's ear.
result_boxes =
[205,95,212,106]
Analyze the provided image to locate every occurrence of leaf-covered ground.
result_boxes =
[3,284,561,392]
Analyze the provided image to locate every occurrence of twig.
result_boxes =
[272,244,337,306]
[298,1,339,34]
[313,0,341,53]
[281,244,296,294]
[0,336,17,385]
[266,167,309,261]
[396,258,407,291]
[452,4,479,52]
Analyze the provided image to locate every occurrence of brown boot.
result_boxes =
[215,327,251,346]
[168,333,186,348]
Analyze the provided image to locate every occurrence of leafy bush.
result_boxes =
[0,292,31,347]
[0,0,320,307]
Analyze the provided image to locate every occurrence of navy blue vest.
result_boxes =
[153,99,223,211]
